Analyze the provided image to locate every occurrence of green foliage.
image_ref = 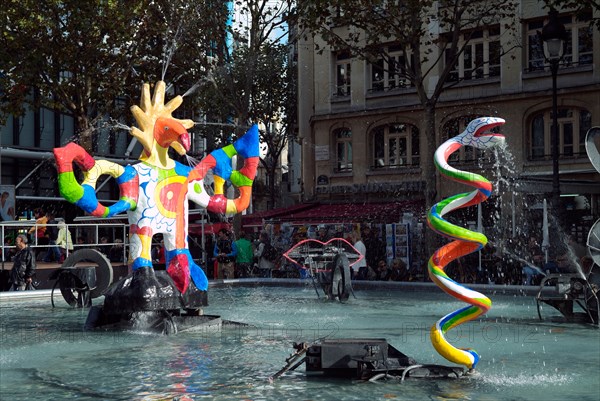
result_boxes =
[192,0,297,208]
[297,0,520,99]
[0,0,227,149]
[543,0,600,29]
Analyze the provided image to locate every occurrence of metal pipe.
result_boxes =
[16,161,47,189]
[550,59,561,214]
[0,147,132,165]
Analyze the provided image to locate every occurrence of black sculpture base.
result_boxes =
[85,267,214,334]
[271,339,465,381]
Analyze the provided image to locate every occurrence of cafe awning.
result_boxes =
[242,200,424,227]
[241,203,319,227]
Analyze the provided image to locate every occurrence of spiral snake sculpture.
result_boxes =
[426,117,505,369]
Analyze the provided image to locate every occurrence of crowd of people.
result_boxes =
[196,225,421,282]
[2,209,595,290]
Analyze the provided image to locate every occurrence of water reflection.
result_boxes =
[0,288,598,401]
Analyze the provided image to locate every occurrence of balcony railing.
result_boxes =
[1,221,128,267]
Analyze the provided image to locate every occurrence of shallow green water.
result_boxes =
[1,286,599,400]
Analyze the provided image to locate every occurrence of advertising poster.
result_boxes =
[0,185,16,222]
[387,222,411,268]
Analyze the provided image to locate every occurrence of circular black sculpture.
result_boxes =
[284,238,359,302]
[50,249,113,308]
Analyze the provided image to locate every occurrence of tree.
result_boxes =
[544,0,600,29]
[0,0,228,151]
[195,0,297,209]
[296,0,519,256]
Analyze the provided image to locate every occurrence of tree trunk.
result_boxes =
[422,103,439,280]
[76,114,93,153]
[268,158,278,209]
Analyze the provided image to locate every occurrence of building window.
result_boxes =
[441,116,502,163]
[335,51,351,96]
[372,123,419,168]
[444,26,501,82]
[334,128,352,172]
[531,115,545,159]
[526,12,593,71]
[528,108,591,160]
[369,44,411,92]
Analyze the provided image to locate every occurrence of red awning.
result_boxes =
[188,222,231,236]
[241,203,319,227]
[242,200,424,227]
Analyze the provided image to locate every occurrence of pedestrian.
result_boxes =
[389,258,409,281]
[9,234,36,291]
[375,259,391,281]
[235,231,254,277]
[3,235,16,262]
[43,212,60,262]
[355,263,376,281]
[567,235,587,261]
[351,231,367,279]
[213,228,237,279]
[255,231,275,278]
[363,226,386,271]
[54,221,73,263]
[109,238,126,263]
[97,236,110,256]
[28,208,47,244]
[316,225,330,242]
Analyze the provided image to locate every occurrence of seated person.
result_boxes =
[355,264,376,281]
[389,258,409,281]
[375,260,391,281]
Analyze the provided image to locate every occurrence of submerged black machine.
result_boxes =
[271,339,465,382]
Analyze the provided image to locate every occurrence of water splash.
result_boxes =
[482,140,586,282]
[193,121,248,128]
[107,121,132,132]
[161,22,184,81]
[477,372,573,387]
[182,77,212,98]
[184,154,199,167]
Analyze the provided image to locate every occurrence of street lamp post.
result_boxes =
[541,9,566,217]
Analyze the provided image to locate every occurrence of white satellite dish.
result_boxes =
[587,219,600,267]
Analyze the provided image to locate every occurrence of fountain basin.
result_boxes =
[1,280,598,400]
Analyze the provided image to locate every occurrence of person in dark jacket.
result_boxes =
[9,234,36,291]
[213,228,237,279]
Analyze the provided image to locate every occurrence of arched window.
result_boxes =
[531,115,545,159]
[334,127,352,172]
[528,108,591,160]
[371,123,419,168]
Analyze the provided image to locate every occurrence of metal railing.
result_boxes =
[1,221,128,270]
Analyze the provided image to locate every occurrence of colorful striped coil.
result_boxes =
[54,142,138,217]
[187,124,260,215]
[427,117,505,370]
